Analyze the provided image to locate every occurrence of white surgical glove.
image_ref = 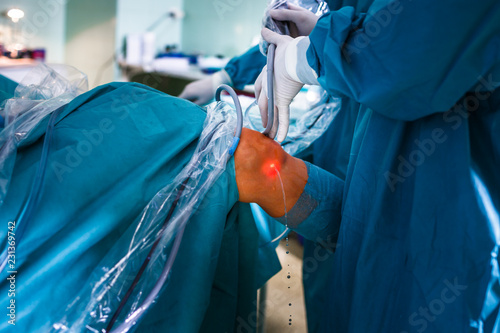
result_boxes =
[255,28,319,142]
[270,3,320,37]
[179,70,232,105]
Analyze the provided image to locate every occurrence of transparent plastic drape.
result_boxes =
[244,85,341,156]
[0,64,88,276]
[51,101,237,332]
[0,63,335,332]
[0,64,88,206]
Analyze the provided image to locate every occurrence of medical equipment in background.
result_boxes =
[98,8,185,87]
[0,7,46,61]
[124,8,185,67]
[1,8,25,58]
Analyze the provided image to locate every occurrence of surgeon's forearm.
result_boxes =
[276,162,344,246]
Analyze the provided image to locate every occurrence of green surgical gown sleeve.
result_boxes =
[307,0,500,120]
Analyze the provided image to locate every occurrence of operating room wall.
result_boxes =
[0,0,66,63]
[181,0,268,57]
[115,0,183,59]
[65,0,117,88]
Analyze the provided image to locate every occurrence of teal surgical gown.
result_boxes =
[0,74,17,103]
[0,74,18,128]
[299,2,374,331]
[299,0,500,331]
[0,81,262,332]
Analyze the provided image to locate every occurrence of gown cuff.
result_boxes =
[285,37,319,86]
[276,161,343,246]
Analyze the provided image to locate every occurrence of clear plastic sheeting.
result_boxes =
[245,85,340,156]
[51,101,237,333]
[260,0,330,55]
[0,64,88,206]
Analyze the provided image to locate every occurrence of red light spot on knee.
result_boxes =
[263,160,280,178]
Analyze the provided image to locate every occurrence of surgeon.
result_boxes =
[179,2,371,331]
[179,45,266,105]
[242,0,500,331]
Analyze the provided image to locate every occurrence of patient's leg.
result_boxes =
[234,128,344,246]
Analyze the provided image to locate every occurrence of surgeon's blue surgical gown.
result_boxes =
[294,0,500,331]
[183,1,500,330]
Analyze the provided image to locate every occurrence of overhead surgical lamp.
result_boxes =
[7,8,24,23]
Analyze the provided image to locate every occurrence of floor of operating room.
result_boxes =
[261,233,307,332]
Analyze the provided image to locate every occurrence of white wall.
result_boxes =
[0,0,66,63]
[1,0,269,84]
[181,0,267,58]
[116,0,183,60]
[65,0,117,88]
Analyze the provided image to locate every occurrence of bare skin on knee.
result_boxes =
[234,128,308,218]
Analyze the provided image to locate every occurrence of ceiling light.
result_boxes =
[7,8,24,23]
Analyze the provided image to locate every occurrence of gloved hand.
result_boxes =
[255,28,304,142]
[270,3,320,37]
[178,70,232,105]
